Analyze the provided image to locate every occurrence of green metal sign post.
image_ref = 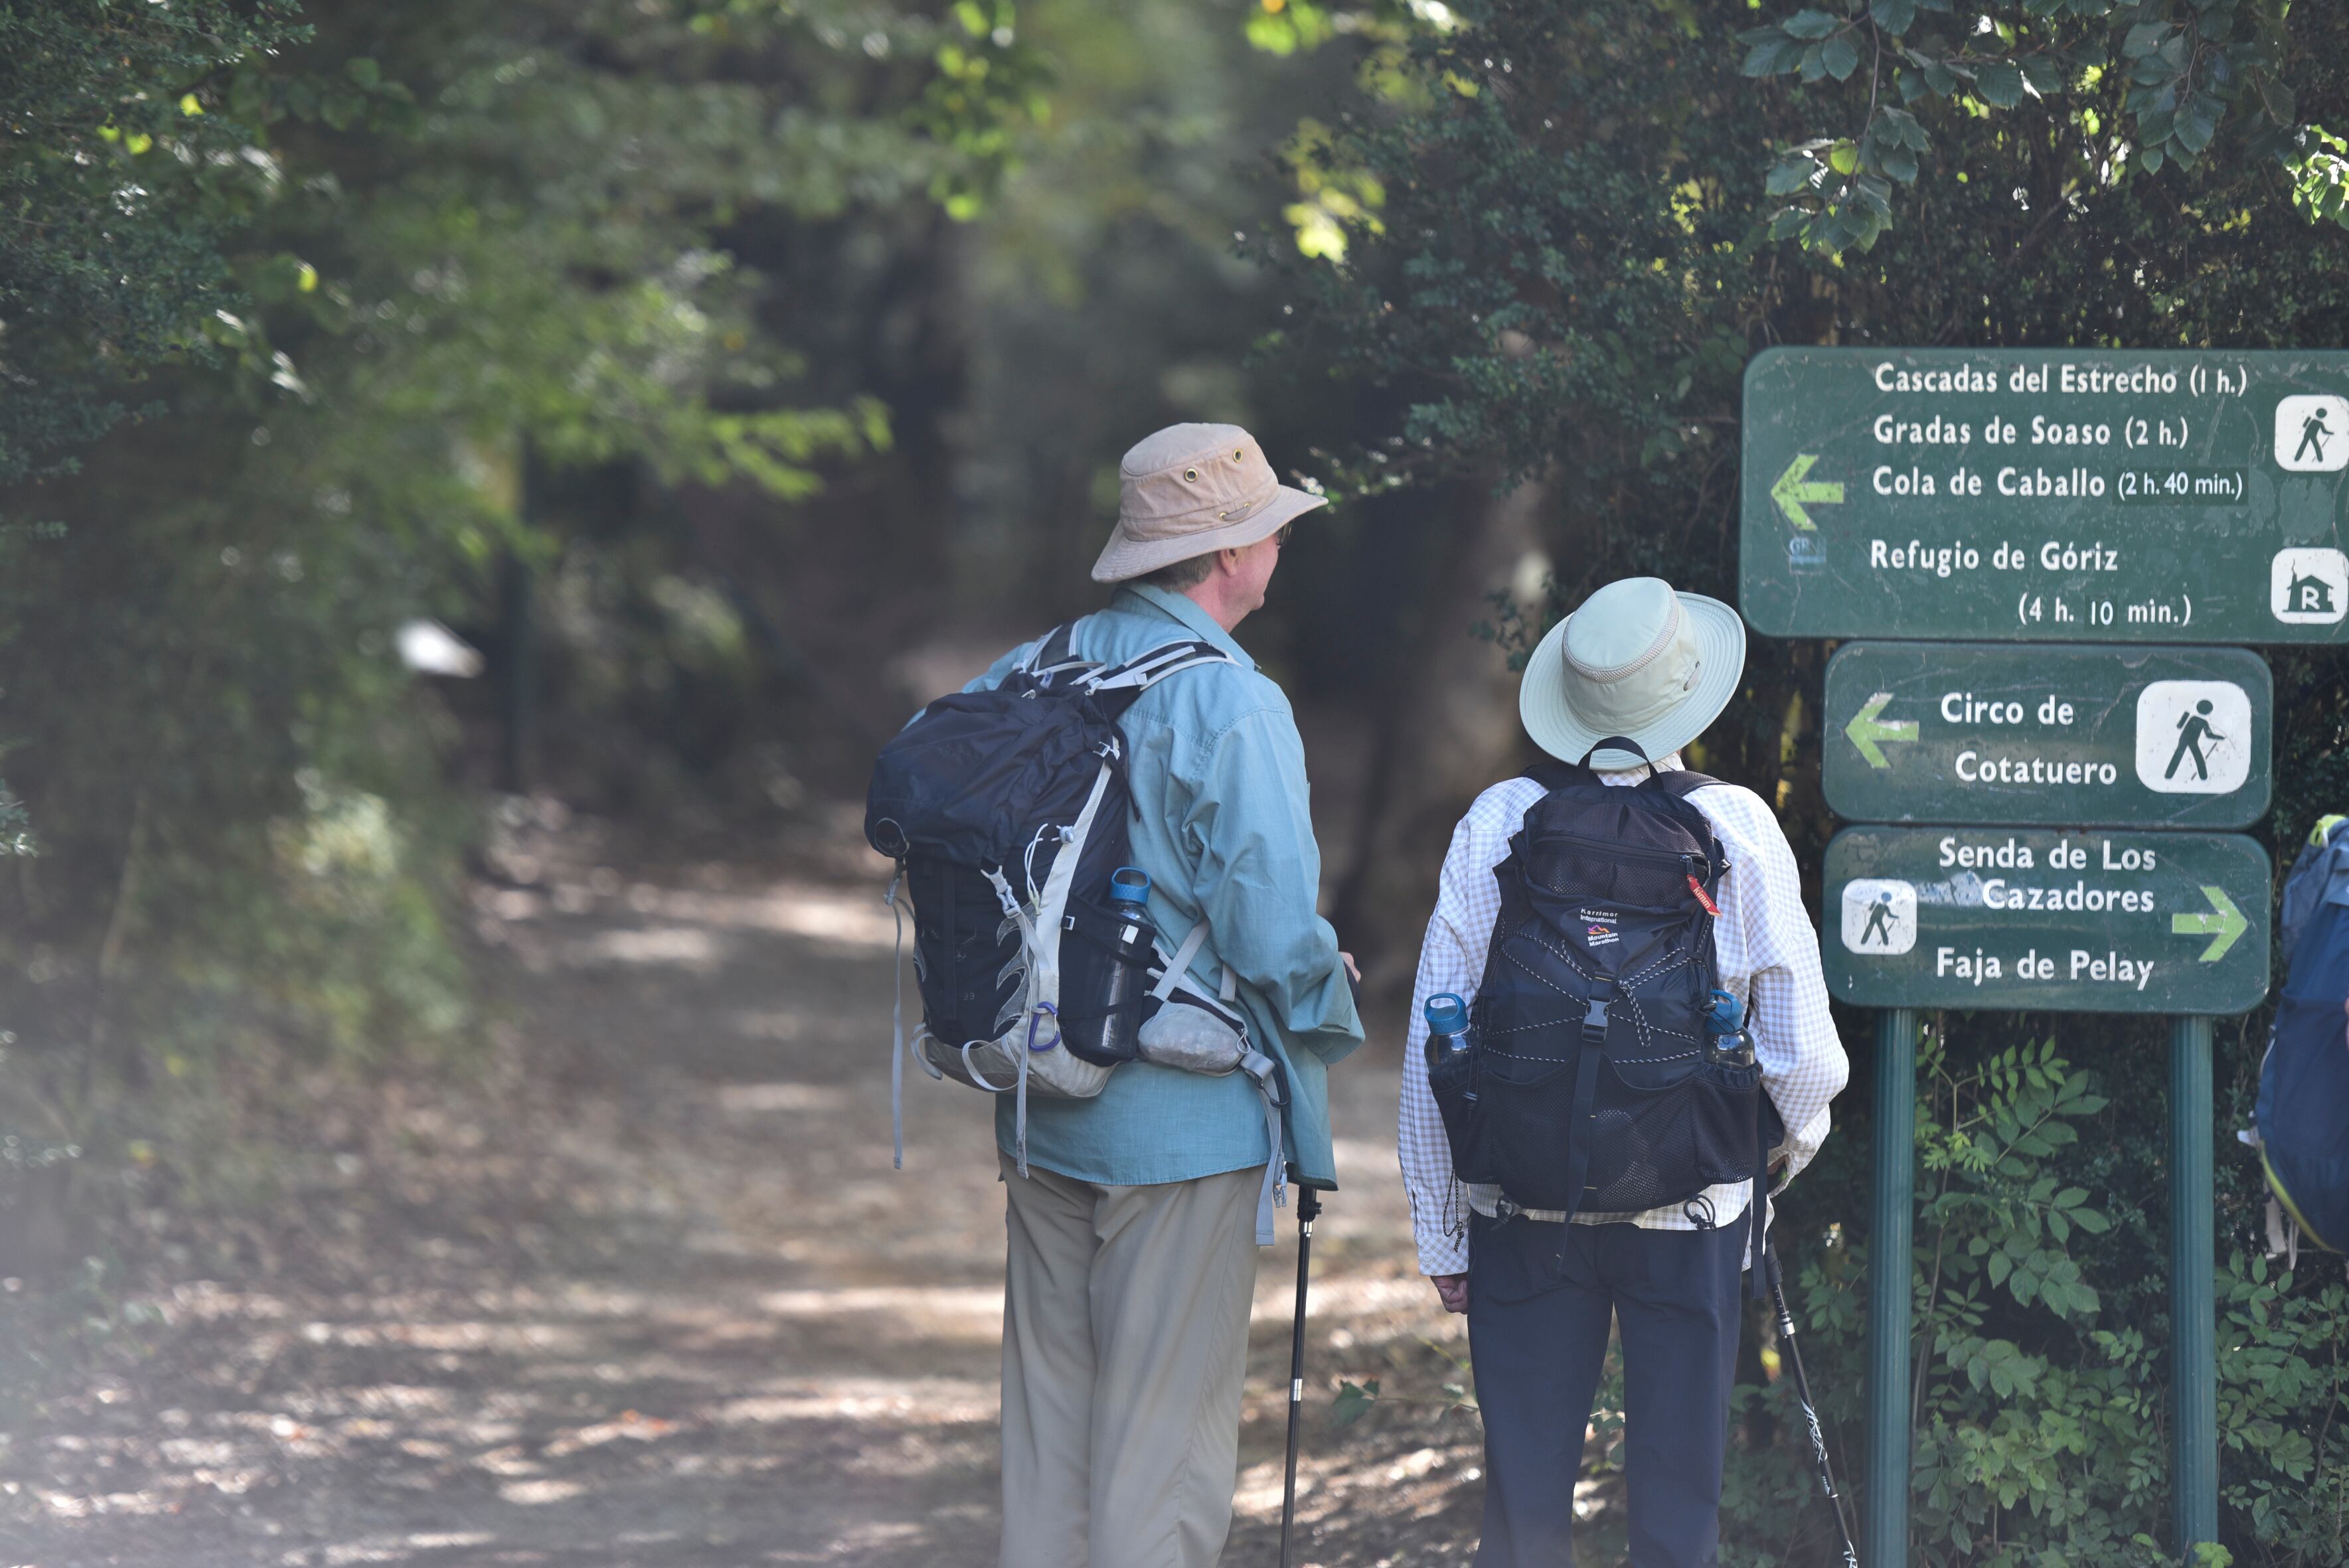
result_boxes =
[1822,643,2273,829]
[1741,347,2349,642]
[1822,828,2269,1014]
[1864,1008,1918,1568]
[1741,345,2291,1561]
[2171,1017,2220,1553]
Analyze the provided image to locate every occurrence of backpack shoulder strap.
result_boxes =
[1084,639,1233,695]
[1017,623,1094,682]
[1647,769,1731,885]
[1652,769,1725,799]
[1522,757,1591,793]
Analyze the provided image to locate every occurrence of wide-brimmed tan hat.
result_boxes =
[1090,422,1328,583]
[1519,577,1746,771]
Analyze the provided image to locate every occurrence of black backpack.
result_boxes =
[866,625,1285,1213]
[1427,740,1784,1284]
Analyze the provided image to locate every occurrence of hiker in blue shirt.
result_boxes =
[963,424,1363,1568]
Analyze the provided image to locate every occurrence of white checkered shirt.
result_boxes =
[1398,756,1850,1277]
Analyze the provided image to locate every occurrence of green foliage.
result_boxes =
[2216,1252,2349,1561]
[1266,3,2349,1560]
[0,0,1081,1241]
[1740,0,2313,256]
[0,1,313,483]
[2287,123,2349,228]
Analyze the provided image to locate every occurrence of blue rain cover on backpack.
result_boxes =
[2256,814,2349,1252]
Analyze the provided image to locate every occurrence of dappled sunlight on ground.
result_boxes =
[5,832,1497,1566]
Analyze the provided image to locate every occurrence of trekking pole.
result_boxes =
[1766,1242,1862,1568]
[1277,1180,1323,1568]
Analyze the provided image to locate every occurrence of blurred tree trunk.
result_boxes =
[1331,471,1549,986]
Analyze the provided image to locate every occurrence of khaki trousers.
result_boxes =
[997,1154,1263,1568]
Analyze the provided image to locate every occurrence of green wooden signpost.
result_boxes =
[1741,347,2349,642]
[1822,643,2273,828]
[1738,345,2299,1564]
[1821,827,2269,1014]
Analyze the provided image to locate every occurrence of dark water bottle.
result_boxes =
[1095,867,1157,1061]
[1704,986,1754,1065]
[1423,992,1471,1071]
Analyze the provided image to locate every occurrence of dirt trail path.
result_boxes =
[7,843,1490,1567]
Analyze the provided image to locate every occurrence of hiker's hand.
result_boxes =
[1430,1273,1468,1314]
[1339,951,1360,984]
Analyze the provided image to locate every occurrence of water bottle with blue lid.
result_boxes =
[1084,866,1157,1062]
[1423,991,1471,1069]
[1704,986,1754,1065]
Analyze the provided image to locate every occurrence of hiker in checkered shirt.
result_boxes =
[1397,576,1850,1568]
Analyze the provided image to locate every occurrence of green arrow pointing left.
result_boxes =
[1771,453,1844,532]
[1844,691,1918,769]
[2170,885,2249,962]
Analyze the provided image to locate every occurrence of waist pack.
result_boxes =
[2251,814,2349,1257]
[1426,740,1783,1285]
[864,624,1292,1241]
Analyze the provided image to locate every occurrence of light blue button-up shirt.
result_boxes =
[961,584,1364,1187]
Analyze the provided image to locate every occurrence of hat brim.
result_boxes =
[1518,591,1747,771]
[1089,487,1327,584]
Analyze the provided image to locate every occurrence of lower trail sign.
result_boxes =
[1822,826,2269,1014]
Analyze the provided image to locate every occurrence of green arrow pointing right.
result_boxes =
[1844,692,1918,769]
[2170,885,2249,962]
[1771,453,1844,532]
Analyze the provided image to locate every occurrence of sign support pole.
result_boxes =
[1866,1007,1918,1568]
[2170,1015,2219,1556]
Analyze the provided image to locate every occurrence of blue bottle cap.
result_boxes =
[1424,992,1469,1034]
[1109,866,1151,903]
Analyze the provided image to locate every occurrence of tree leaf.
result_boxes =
[1767,155,1817,195]
[1783,9,1845,40]
[1975,61,2025,108]
[1821,35,1861,82]
[2019,56,2063,96]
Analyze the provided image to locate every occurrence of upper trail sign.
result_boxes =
[1740,348,2349,641]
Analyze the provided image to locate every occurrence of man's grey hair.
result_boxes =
[1137,553,1214,591]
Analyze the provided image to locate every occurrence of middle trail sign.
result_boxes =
[1822,643,2272,829]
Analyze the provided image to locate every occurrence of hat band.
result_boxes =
[1117,477,1279,540]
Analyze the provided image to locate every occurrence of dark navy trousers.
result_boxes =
[1465,1211,1747,1567]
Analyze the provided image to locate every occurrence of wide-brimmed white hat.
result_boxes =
[1519,577,1746,771]
[1090,423,1328,583]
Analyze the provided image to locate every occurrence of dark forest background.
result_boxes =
[5,2,2349,1562]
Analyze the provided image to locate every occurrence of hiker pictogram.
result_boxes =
[1839,878,1916,957]
[1861,892,1896,947]
[2165,700,2225,783]
[2136,680,2253,795]
[2294,408,2332,465]
[2275,394,2349,473]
